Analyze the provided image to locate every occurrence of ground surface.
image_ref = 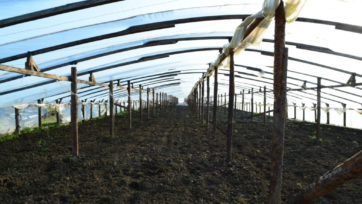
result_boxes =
[0,106,361,203]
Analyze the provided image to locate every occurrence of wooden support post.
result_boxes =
[81,100,85,121]
[90,101,93,119]
[139,84,142,121]
[206,76,210,127]
[109,81,114,138]
[342,103,347,127]
[37,99,43,128]
[147,88,150,120]
[15,108,20,134]
[302,103,305,121]
[156,92,159,113]
[104,101,108,117]
[213,67,218,135]
[313,103,317,122]
[234,93,237,120]
[251,88,254,120]
[198,84,201,119]
[128,80,132,129]
[242,90,245,112]
[56,99,62,124]
[269,2,287,203]
[201,78,204,122]
[71,67,79,157]
[293,103,297,120]
[152,89,155,117]
[317,77,321,139]
[287,150,362,204]
[264,86,267,124]
[226,50,235,162]
[224,93,227,113]
[326,103,330,124]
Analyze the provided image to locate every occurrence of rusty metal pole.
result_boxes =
[71,67,79,157]
[139,84,142,121]
[226,50,235,162]
[302,103,305,121]
[37,99,43,128]
[269,2,287,203]
[326,103,330,124]
[98,102,101,117]
[127,80,132,129]
[206,75,210,127]
[147,88,150,120]
[264,86,267,124]
[213,67,218,135]
[293,103,297,120]
[15,108,20,134]
[342,103,347,127]
[109,81,114,138]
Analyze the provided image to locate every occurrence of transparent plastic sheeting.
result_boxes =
[0,50,218,106]
[0,5,256,58]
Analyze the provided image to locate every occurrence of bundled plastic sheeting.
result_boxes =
[210,0,306,71]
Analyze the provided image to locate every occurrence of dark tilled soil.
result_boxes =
[0,106,361,203]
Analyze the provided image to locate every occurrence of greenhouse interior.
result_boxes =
[0,0,361,203]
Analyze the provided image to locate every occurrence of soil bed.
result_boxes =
[0,106,361,203]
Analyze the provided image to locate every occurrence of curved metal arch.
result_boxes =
[0,47,221,96]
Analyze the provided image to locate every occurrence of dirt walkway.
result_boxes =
[0,106,361,203]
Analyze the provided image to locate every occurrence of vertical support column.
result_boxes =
[56,99,62,124]
[71,67,79,157]
[37,99,43,128]
[156,92,159,113]
[326,103,330,124]
[224,93,227,114]
[104,101,108,117]
[264,86,267,124]
[317,77,321,139]
[293,103,297,120]
[198,84,201,119]
[342,103,347,127]
[147,88,150,120]
[302,103,305,121]
[90,101,93,119]
[128,80,132,129]
[201,78,204,122]
[242,90,244,112]
[313,103,317,122]
[109,81,114,138]
[269,2,287,203]
[213,67,218,135]
[139,84,142,121]
[234,93,237,120]
[98,102,101,117]
[152,89,155,117]
[226,50,235,162]
[251,88,254,120]
[81,100,85,121]
[206,75,210,127]
[15,108,20,134]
